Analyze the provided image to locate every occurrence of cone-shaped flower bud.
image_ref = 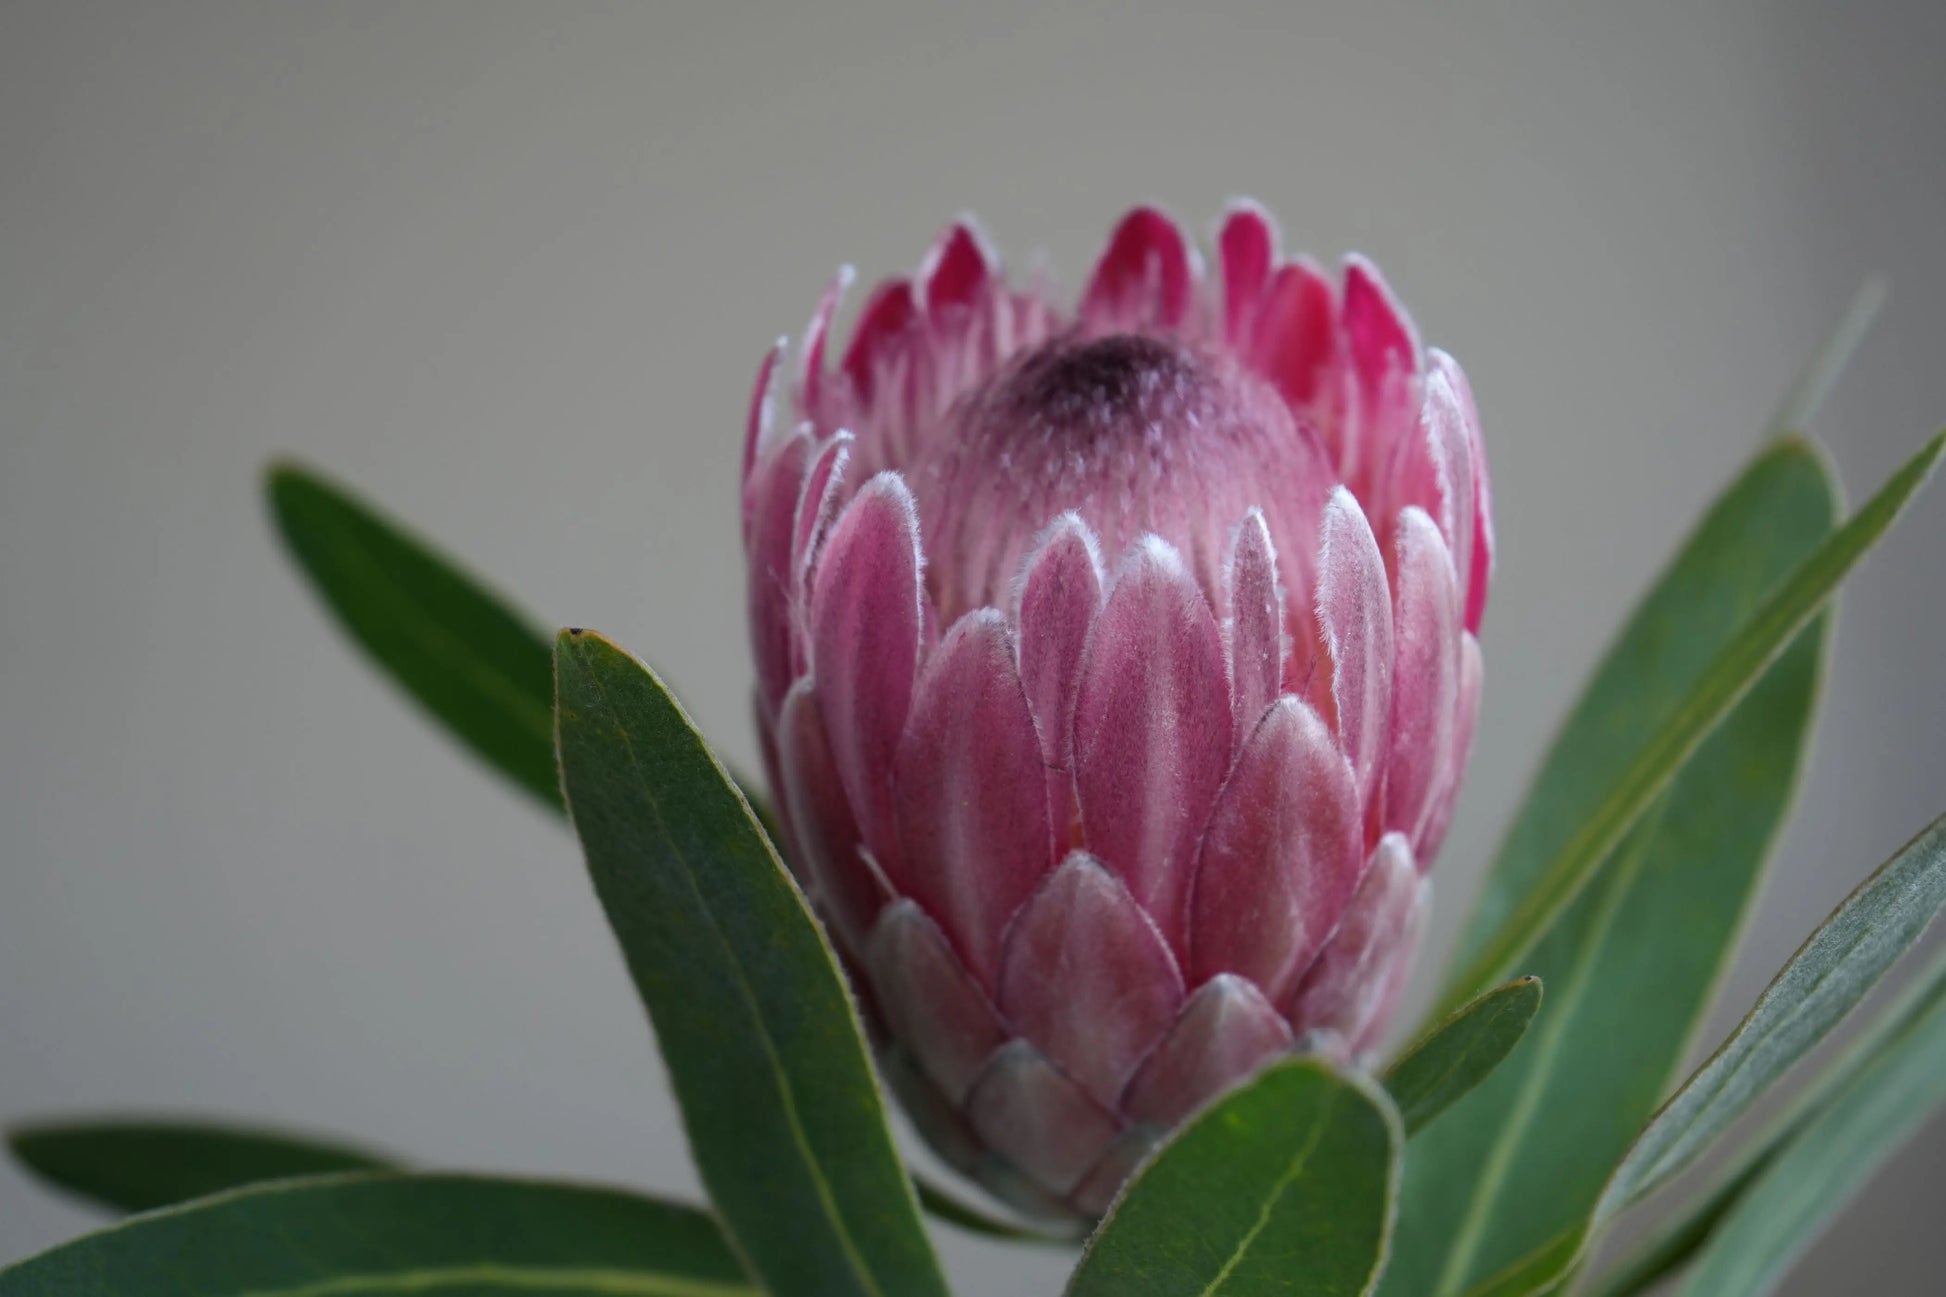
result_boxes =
[742,203,1492,1220]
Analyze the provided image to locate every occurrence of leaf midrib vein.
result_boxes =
[1196,1089,1337,1296]
[574,648,894,1297]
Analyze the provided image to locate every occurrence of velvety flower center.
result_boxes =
[903,331,1336,621]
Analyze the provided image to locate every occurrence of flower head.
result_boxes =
[742,203,1491,1218]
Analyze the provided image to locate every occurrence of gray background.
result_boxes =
[4,2,1944,1291]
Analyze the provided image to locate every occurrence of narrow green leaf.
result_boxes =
[6,1118,393,1214]
[1067,1059,1400,1297]
[1763,279,1885,441]
[1677,971,1946,1296]
[1383,978,1543,1135]
[1384,440,1839,1296]
[1461,811,1946,1296]
[1604,810,1946,1212]
[1440,428,1944,1012]
[1453,1230,1585,1297]
[266,462,561,809]
[914,1174,1080,1245]
[1580,1155,1772,1297]
[1585,823,1946,1296]
[553,630,946,1297]
[267,464,788,840]
[0,1172,755,1296]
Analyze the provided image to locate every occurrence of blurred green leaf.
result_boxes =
[1384,439,1839,1297]
[1580,1156,1771,1297]
[1582,815,1946,1295]
[1676,961,1946,1296]
[0,1172,754,1296]
[266,462,785,837]
[7,1118,393,1214]
[554,630,946,1297]
[1606,810,1946,1211]
[1763,279,1885,442]
[1383,978,1542,1135]
[1066,1059,1399,1297]
[1440,428,1944,1013]
[266,462,561,809]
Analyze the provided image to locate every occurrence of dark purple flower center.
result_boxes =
[904,331,1334,620]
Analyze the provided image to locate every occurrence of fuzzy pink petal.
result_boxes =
[997,852,1186,1109]
[778,678,889,949]
[842,277,919,405]
[1219,201,1276,348]
[810,472,925,870]
[1226,510,1284,751]
[789,433,853,675]
[1188,697,1362,1003]
[799,268,851,416]
[1015,513,1106,850]
[1250,258,1337,415]
[1433,348,1495,632]
[1417,631,1482,863]
[892,609,1053,981]
[868,900,1008,1103]
[1384,508,1462,846]
[1341,256,1421,486]
[1080,206,1197,335]
[1353,881,1430,1059]
[1288,833,1425,1042]
[1388,359,1476,598]
[748,428,812,713]
[1073,538,1233,952]
[964,1042,1124,1196]
[919,220,993,316]
[740,340,785,517]
[1121,973,1296,1128]
[1313,487,1395,809]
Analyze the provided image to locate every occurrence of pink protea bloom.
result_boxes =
[741,203,1491,1220]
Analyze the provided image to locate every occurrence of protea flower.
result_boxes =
[741,203,1492,1220]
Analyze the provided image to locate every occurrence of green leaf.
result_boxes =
[1604,809,1946,1212]
[1438,428,1944,1013]
[266,462,561,809]
[1384,439,1839,1297]
[6,1118,393,1214]
[1580,1156,1772,1297]
[0,1172,754,1296]
[1676,965,1946,1296]
[266,463,786,838]
[1383,978,1543,1135]
[1066,1058,1400,1297]
[553,630,946,1297]
[1580,815,1946,1294]
[1459,809,1946,1297]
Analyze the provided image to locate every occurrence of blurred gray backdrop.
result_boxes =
[4,2,1944,1292]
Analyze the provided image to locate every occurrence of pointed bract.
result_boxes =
[964,1042,1124,1196]
[811,473,926,870]
[1189,698,1362,1003]
[892,610,1052,980]
[1073,538,1233,952]
[1121,974,1296,1127]
[997,853,1186,1109]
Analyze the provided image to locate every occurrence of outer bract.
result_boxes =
[741,203,1491,1220]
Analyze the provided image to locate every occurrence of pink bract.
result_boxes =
[742,202,1491,1219]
